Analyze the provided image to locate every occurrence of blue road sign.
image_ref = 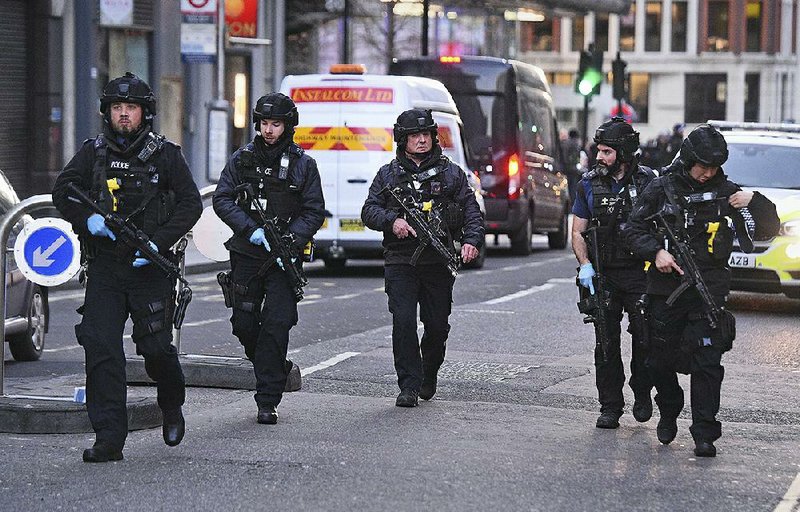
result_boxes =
[14,218,81,287]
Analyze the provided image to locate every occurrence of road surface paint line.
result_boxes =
[49,291,87,302]
[483,283,556,305]
[288,348,301,355]
[182,354,246,361]
[774,472,800,512]
[182,316,229,327]
[301,351,360,377]
[453,308,515,315]
[334,293,362,300]
[499,255,573,272]
[43,345,82,353]
[5,394,74,402]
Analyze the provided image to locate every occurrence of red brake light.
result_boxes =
[508,153,520,200]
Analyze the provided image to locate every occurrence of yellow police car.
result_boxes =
[711,121,800,299]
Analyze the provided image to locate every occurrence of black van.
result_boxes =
[390,56,569,254]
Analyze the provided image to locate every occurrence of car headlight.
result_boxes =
[780,219,800,237]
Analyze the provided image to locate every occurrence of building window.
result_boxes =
[672,1,688,51]
[552,72,575,86]
[520,13,554,52]
[595,13,609,51]
[745,1,762,52]
[619,5,635,51]
[685,74,727,122]
[645,2,662,51]
[629,73,649,123]
[706,0,730,52]
[572,16,585,51]
[745,73,760,121]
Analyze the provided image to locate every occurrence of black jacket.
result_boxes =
[213,140,325,260]
[361,155,484,265]
[625,163,780,296]
[52,128,202,255]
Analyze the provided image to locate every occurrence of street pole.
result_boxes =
[422,0,429,56]
[582,94,590,149]
[342,0,350,63]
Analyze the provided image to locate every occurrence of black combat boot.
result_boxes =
[632,394,653,422]
[656,416,678,444]
[693,440,717,457]
[419,372,438,401]
[162,407,185,447]
[83,441,124,463]
[595,411,621,429]
[395,388,419,407]
[284,359,302,392]
[257,405,278,424]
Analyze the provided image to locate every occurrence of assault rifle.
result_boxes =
[237,184,307,302]
[66,183,193,329]
[382,185,460,278]
[647,210,729,333]
[576,225,611,362]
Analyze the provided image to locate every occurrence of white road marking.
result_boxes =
[301,351,360,377]
[49,291,86,302]
[498,254,573,272]
[453,308,515,315]
[483,283,555,305]
[774,472,800,512]
[182,316,229,327]
[334,293,362,300]
[43,345,81,353]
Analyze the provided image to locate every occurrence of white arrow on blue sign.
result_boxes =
[13,218,82,287]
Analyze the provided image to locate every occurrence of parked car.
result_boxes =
[0,170,49,360]
[710,121,800,300]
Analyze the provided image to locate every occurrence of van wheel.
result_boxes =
[8,286,47,362]
[324,258,347,270]
[510,214,532,256]
[548,209,569,250]
[463,243,486,269]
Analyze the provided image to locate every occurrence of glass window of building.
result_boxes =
[595,13,610,51]
[619,5,636,51]
[572,16,585,51]
[520,13,554,52]
[706,0,730,51]
[671,1,688,51]
[685,74,727,122]
[645,2,662,51]
[629,73,649,123]
[745,73,760,121]
[745,1,763,52]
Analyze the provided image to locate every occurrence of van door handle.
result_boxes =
[347,178,368,184]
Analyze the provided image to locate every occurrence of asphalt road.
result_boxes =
[2,236,799,511]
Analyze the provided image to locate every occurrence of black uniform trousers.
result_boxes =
[229,252,298,408]
[76,254,185,450]
[648,292,725,443]
[594,268,652,416]
[385,263,454,392]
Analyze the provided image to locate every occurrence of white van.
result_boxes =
[280,66,485,269]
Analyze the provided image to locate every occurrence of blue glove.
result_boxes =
[249,228,271,252]
[132,241,158,268]
[578,263,596,295]
[86,213,116,240]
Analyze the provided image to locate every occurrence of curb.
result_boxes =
[0,396,161,434]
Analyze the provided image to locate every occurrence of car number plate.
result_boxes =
[340,219,365,232]
[728,252,756,268]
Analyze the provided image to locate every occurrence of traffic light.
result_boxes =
[612,53,627,101]
[575,48,603,97]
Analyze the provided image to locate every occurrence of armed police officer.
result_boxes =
[625,124,779,457]
[572,117,657,429]
[213,93,325,425]
[361,109,484,407]
[52,73,202,462]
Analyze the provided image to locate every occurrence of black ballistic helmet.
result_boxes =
[593,116,640,162]
[252,92,299,129]
[393,108,438,144]
[680,124,728,167]
[100,72,156,120]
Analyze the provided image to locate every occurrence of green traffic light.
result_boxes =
[578,68,604,97]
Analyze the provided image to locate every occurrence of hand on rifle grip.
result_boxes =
[87,213,116,241]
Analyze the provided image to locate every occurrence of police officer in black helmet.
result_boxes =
[362,108,484,407]
[213,92,325,424]
[625,124,779,456]
[572,117,657,429]
[52,73,202,462]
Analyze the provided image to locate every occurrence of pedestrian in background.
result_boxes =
[572,117,657,429]
[561,128,584,203]
[361,108,484,407]
[213,92,325,425]
[625,124,779,456]
[52,73,202,462]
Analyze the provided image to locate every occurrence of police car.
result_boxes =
[710,121,800,299]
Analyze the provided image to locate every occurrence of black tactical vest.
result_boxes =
[92,133,174,236]
[392,157,463,233]
[235,142,302,225]
[588,172,643,267]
